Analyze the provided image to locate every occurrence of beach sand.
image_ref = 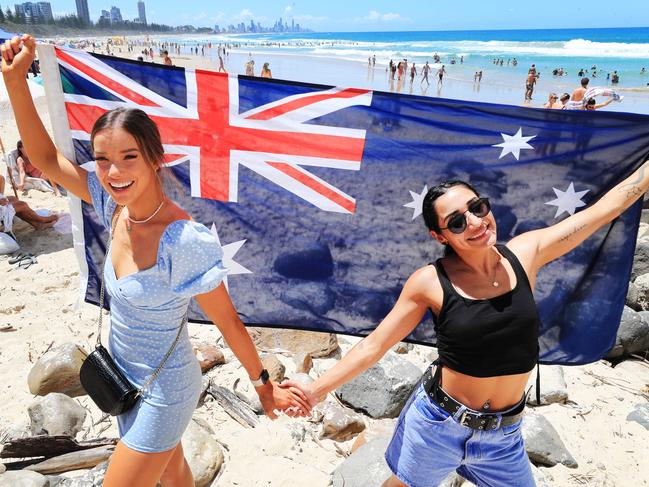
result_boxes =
[0,47,648,486]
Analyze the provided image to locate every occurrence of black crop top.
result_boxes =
[433,244,540,377]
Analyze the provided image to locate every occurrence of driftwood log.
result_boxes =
[24,445,114,475]
[206,384,259,428]
[1,435,117,459]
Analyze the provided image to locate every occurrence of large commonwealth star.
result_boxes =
[492,128,536,160]
[403,185,428,219]
[545,182,589,218]
[210,224,252,290]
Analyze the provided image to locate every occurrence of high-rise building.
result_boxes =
[110,6,122,23]
[137,1,146,24]
[99,9,110,22]
[36,2,52,22]
[75,0,90,24]
[14,2,52,24]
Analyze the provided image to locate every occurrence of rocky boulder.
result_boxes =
[526,365,568,406]
[181,418,224,487]
[293,352,313,374]
[0,470,50,487]
[319,402,366,441]
[261,353,285,382]
[626,403,649,430]
[350,420,397,453]
[332,437,392,487]
[605,307,649,358]
[522,412,578,468]
[249,328,338,358]
[631,237,649,280]
[335,353,422,418]
[27,343,87,397]
[192,342,225,373]
[28,393,86,437]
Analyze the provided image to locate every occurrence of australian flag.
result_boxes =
[50,46,649,366]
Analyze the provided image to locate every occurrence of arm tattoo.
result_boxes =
[558,223,588,243]
[619,164,648,198]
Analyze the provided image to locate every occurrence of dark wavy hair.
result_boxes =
[90,108,164,169]
[422,180,480,255]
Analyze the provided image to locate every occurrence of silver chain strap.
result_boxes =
[95,206,187,395]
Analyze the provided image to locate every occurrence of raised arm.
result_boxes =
[512,159,649,269]
[2,35,90,202]
[281,266,437,407]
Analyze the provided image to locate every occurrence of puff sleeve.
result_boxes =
[86,170,117,230]
[158,221,229,298]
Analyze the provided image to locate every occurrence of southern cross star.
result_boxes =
[545,182,590,218]
[404,185,428,220]
[210,224,252,290]
[492,128,536,160]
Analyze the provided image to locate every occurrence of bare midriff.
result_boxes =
[440,366,531,412]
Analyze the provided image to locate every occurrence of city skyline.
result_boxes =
[9,1,649,31]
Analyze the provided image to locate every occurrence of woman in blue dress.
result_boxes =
[2,35,311,486]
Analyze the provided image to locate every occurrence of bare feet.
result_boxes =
[32,213,58,230]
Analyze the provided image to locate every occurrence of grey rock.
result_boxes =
[350,420,397,453]
[626,403,649,430]
[0,470,50,487]
[631,237,649,280]
[332,437,392,487]
[522,412,578,468]
[605,307,649,358]
[335,353,422,418]
[249,328,338,358]
[281,282,335,314]
[233,378,264,414]
[288,372,314,385]
[27,343,88,397]
[293,352,313,374]
[28,393,87,437]
[626,281,641,311]
[634,274,649,311]
[526,365,568,406]
[319,402,366,441]
[181,418,224,487]
[260,353,285,382]
[0,464,4,475]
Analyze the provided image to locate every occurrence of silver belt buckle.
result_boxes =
[460,411,472,427]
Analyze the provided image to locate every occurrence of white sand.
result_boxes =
[0,50,648,487]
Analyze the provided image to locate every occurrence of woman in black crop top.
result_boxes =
[282,161,649,487]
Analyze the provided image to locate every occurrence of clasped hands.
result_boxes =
[254,379,319,419]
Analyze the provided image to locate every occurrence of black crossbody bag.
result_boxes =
[79,207,185,416]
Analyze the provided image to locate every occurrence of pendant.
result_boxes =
[492,281,499,287]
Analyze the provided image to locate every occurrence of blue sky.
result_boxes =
[44,1,649,31]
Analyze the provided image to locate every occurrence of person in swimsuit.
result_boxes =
[16,140,61,196]
[282,168,649,486]
[437,65,446,86]
[2,35,311,487]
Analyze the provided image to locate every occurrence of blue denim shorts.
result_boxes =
[385,383,535,487]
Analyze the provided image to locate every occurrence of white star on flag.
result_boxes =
[492,128,536,160]
[404,185,428,220]
[210,223,252,290]
[545,182,589,218]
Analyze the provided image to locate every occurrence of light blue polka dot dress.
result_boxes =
[87,172,227,453]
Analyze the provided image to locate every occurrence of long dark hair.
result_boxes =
[90,108,164,169]
[422,180,480,255]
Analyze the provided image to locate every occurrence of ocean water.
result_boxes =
[161,27,649,88]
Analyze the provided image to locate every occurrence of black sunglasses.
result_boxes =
[440,197,491,234]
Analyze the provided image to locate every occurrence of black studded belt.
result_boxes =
[422,366,525,431]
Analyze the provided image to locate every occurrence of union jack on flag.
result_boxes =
[46,46,649,366]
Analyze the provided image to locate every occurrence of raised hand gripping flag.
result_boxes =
[41,46,649,366]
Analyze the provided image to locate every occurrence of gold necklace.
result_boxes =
[490,253,501,287]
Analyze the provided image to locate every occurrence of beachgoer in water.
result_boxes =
[261,62,272,78]
[438,65,446,86]
[421,61,430,85]
[2,34,311,487]
[409,63,417,84]
[282,167,649,487]
[611,71,619,84]
[524,70,536,101]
